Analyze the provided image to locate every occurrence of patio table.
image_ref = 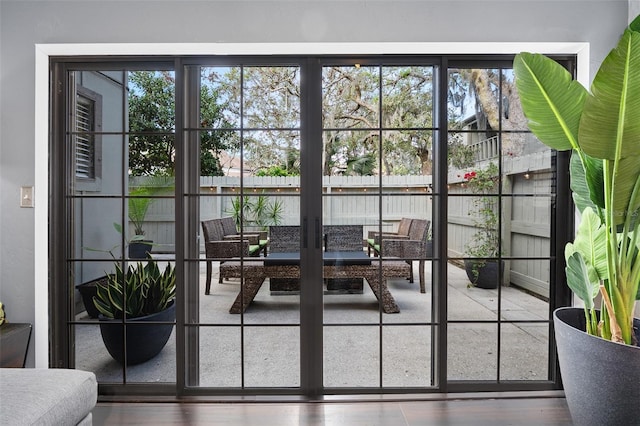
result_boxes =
[222,251,407,314]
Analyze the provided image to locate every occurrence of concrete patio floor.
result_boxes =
[75,258,550,388]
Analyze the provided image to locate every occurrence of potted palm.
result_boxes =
[93,260,176,365]
[463,162,502,289]
[125,178,173,259]
[513,15,640,425]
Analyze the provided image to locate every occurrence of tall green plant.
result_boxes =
[513,15,640,344]
[463,162,500,284]
[127,176,174,237]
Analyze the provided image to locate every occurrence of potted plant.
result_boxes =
[125,177,173,259]
[93,259,176,365]
[463,162,502,289]
[513,15,640,425]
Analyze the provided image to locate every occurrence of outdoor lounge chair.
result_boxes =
[201,218,263,294]
[377,218,431,293]
[367,217,413,256]
[219,216,268,256]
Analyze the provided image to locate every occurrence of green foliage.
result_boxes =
[255,165,298,177]
[513,15,640,344]
[463,162,500,284]
[227,194,284,231]
[93,260,176,319]
[448,136,476,169]
[127,177,174,236]
[128,71,236,177]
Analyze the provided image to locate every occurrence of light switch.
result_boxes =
[20,186,34,208]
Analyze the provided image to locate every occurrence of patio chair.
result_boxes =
[324,225,365,292]
[201,219,262,294]
[367,217,413,256]
[220,216,268,256]
[378,219,431,293]
[268,225,301,292]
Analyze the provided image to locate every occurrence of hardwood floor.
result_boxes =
[93,394,572,425]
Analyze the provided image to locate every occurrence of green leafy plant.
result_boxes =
[126,177,174,238]
[513,15,640,344]
[463,162,500,285]
[93,260,176,319]
[227,193,284,231]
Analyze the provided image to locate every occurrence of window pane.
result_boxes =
[323,65,379,129]
[382,66,434,128]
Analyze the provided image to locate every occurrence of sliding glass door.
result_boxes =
[53,54,571,397]
[184,62,304,389]
[320,62,436,389]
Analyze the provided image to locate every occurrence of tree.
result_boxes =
[322,66,434,176]
[127,71,236,176]
[448,68,528,158]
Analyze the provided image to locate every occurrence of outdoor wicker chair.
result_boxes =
[367,217,413,256]
[201,218,263,294]
[378,218,431,293]
[268,225,301,292]
[219,216,268,256]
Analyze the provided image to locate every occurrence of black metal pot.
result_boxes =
[128,240,153,259]
[463,259,502,289]
[99,300,175,365]
[75,276,110,319]
[554,307,640,425]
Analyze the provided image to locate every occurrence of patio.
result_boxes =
[75,258,550,387]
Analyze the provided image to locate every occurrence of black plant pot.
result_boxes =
[128,240,153,259]
[99,301,175,365]
[76,275,110,319]
[554,307,640,426]
[464,259,503,289]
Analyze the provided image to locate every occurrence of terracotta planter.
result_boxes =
[554,307,640,425]
[99,301,175,365]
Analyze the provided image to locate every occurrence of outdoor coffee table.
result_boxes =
[222,251,407,314]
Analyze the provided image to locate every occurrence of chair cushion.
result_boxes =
[0,368,97,426]
[249,244,261,255]
[366,238,375,246]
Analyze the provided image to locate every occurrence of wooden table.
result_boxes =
[220,253,410,314]
[0,323,32,367]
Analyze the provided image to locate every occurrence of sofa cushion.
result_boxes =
[0,368,97,426]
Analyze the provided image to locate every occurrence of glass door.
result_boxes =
[320,62,436,389]
[186,63,304,390]
[55,55,567,397]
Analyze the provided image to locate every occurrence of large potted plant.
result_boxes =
[93,260,176,365]
[513,15,640,425]
[463,162,503,289]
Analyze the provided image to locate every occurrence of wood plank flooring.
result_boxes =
[93,395,572,425]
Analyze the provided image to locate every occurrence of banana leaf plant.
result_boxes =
[513,15,640,345]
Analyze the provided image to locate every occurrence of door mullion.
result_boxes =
[300,58,324,397]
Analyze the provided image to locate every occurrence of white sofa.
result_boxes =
[0,368,97,425]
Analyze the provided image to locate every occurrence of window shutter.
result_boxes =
[75,94,95,179]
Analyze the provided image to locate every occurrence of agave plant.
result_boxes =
[513,15,640,344]
[93,260,176,319]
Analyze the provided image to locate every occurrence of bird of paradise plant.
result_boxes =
[513,15,640,345]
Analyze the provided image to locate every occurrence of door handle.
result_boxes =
[302,217,308,249]
[314,217,321,249]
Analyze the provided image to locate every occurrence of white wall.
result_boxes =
[0,0,630,367]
